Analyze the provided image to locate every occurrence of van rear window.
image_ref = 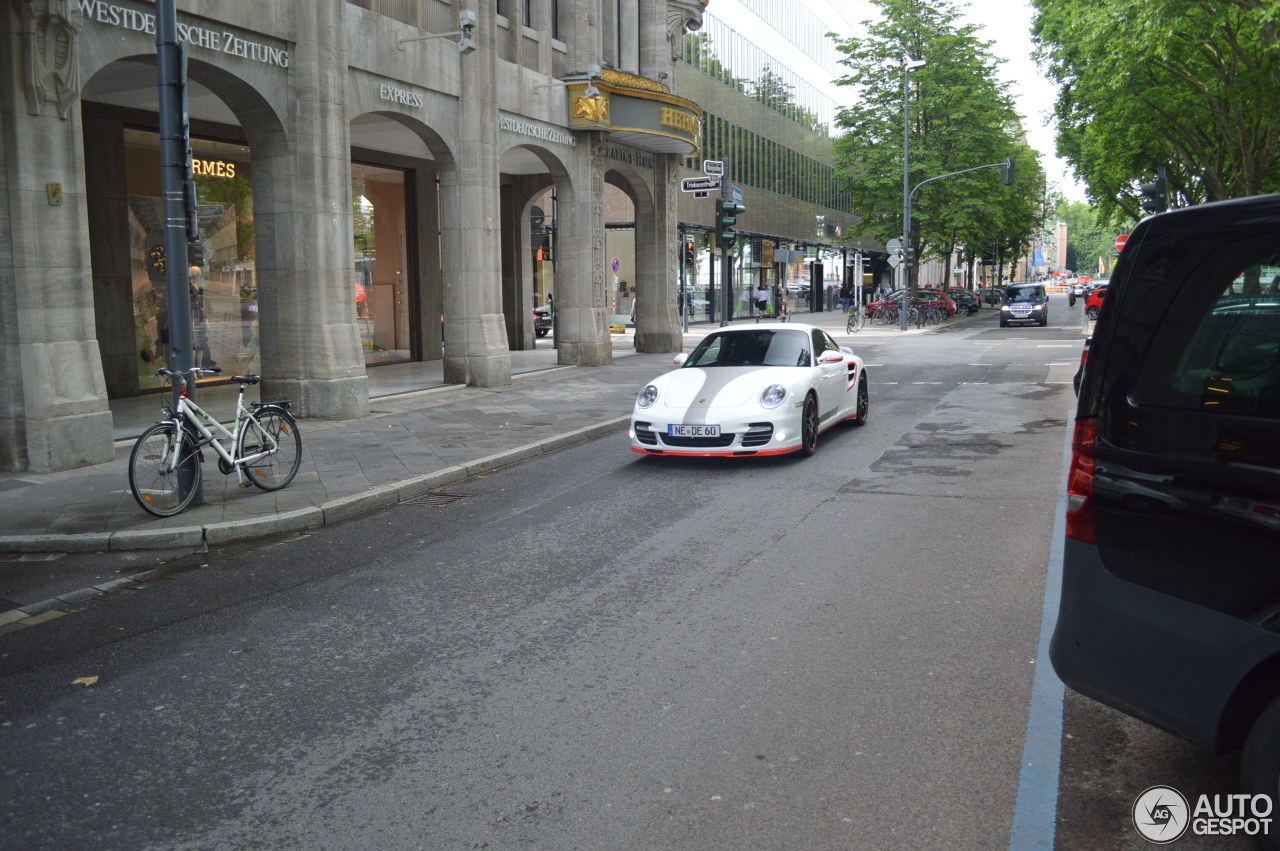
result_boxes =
[1136,250,1280,418]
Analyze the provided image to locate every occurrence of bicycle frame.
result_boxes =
[164,379,277,487]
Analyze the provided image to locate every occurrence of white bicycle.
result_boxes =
[128,367,302,517]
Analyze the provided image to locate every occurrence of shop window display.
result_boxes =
[126,130,256,390]
[352,163,411,365]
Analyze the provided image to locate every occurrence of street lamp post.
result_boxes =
[900,56,926,331]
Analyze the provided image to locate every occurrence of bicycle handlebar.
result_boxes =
[156,366,222,377]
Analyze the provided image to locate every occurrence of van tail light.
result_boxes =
[1066,419,1097,543]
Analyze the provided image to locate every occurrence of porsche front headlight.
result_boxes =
[637,384,659,408]
[760,384,787,409]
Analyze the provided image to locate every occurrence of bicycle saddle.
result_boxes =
[232,375,261,385]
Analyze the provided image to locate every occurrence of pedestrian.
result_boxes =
[755,283,770,321]
[838,280,852,314]
[630,296,638,348]
[189,266,215,368]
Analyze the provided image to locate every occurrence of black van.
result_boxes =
[999,282,1049,327]
[1051,194,1280,836]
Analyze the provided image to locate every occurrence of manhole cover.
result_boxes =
[402,491,469,507]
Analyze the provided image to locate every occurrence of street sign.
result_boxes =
[886,237,903,255]
[731,185,744,205]
[1115,233,1129,252]
[703,160,724,176]
[681,176,721,193]
[887,253,901,269]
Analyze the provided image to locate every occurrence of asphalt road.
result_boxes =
[0,297,1251,849]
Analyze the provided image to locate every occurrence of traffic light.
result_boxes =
[683,239,695,267]
[1000,157,1015,186]
[715,198,745,249]
[1140,166,1168,214]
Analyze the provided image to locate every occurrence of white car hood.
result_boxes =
[661,367,797,408]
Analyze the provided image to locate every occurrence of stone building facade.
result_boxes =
[0,0,706,472]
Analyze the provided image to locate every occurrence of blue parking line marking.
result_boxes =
[1008,419,1072,849]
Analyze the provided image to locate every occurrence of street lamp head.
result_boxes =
[904,56,927,71]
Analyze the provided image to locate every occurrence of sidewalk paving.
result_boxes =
[0,309,954,558]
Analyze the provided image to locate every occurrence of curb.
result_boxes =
[0,416,632,557]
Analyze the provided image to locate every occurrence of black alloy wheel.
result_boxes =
[799,395,819,456]
[851,374,869,426]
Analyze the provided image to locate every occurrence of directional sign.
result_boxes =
[1115,233,1129,252]
[681,176,721,193]
[703,160,724,176]
[731,185,744,205]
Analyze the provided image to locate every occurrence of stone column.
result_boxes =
[0,3,113,472]
[559,0,602,74]
[413,166,443,360]
[440,0,510,386]
[255,0,368,418]
[636,154,682,352]
[555,134,611,366]
[619,0,639,74]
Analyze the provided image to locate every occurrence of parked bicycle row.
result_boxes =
[843,285,1005,333]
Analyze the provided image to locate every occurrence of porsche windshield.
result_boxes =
[684,329,813,368]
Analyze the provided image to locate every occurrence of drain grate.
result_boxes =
[403,491,469,507]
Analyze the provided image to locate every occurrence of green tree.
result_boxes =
[1056,200,1133,276]
[1033,0,1280,224]
[832,0,1046,291]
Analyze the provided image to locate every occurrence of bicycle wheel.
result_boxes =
[129,422,202,517]
[849,309,865,333]
[237,407,302,491]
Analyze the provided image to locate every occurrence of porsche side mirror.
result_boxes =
[673,353,688,366]
[820,352,844,364]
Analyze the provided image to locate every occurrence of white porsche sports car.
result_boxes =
[630,323,869,458]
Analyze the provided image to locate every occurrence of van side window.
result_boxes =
[1136,248,1280,418]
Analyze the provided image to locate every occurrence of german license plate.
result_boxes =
[668,424,720,437]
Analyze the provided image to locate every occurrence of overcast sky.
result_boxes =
[954,0,1088,201]
[706,0,1089,202]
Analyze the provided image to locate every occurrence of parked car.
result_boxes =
[999,283,1049,327]
[980,286,1005,306]
[945,289,980,315]
[533,305,552,337]
[1083,284,1108,320]
[630,323,868,458]
[1051,193,1280,835]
